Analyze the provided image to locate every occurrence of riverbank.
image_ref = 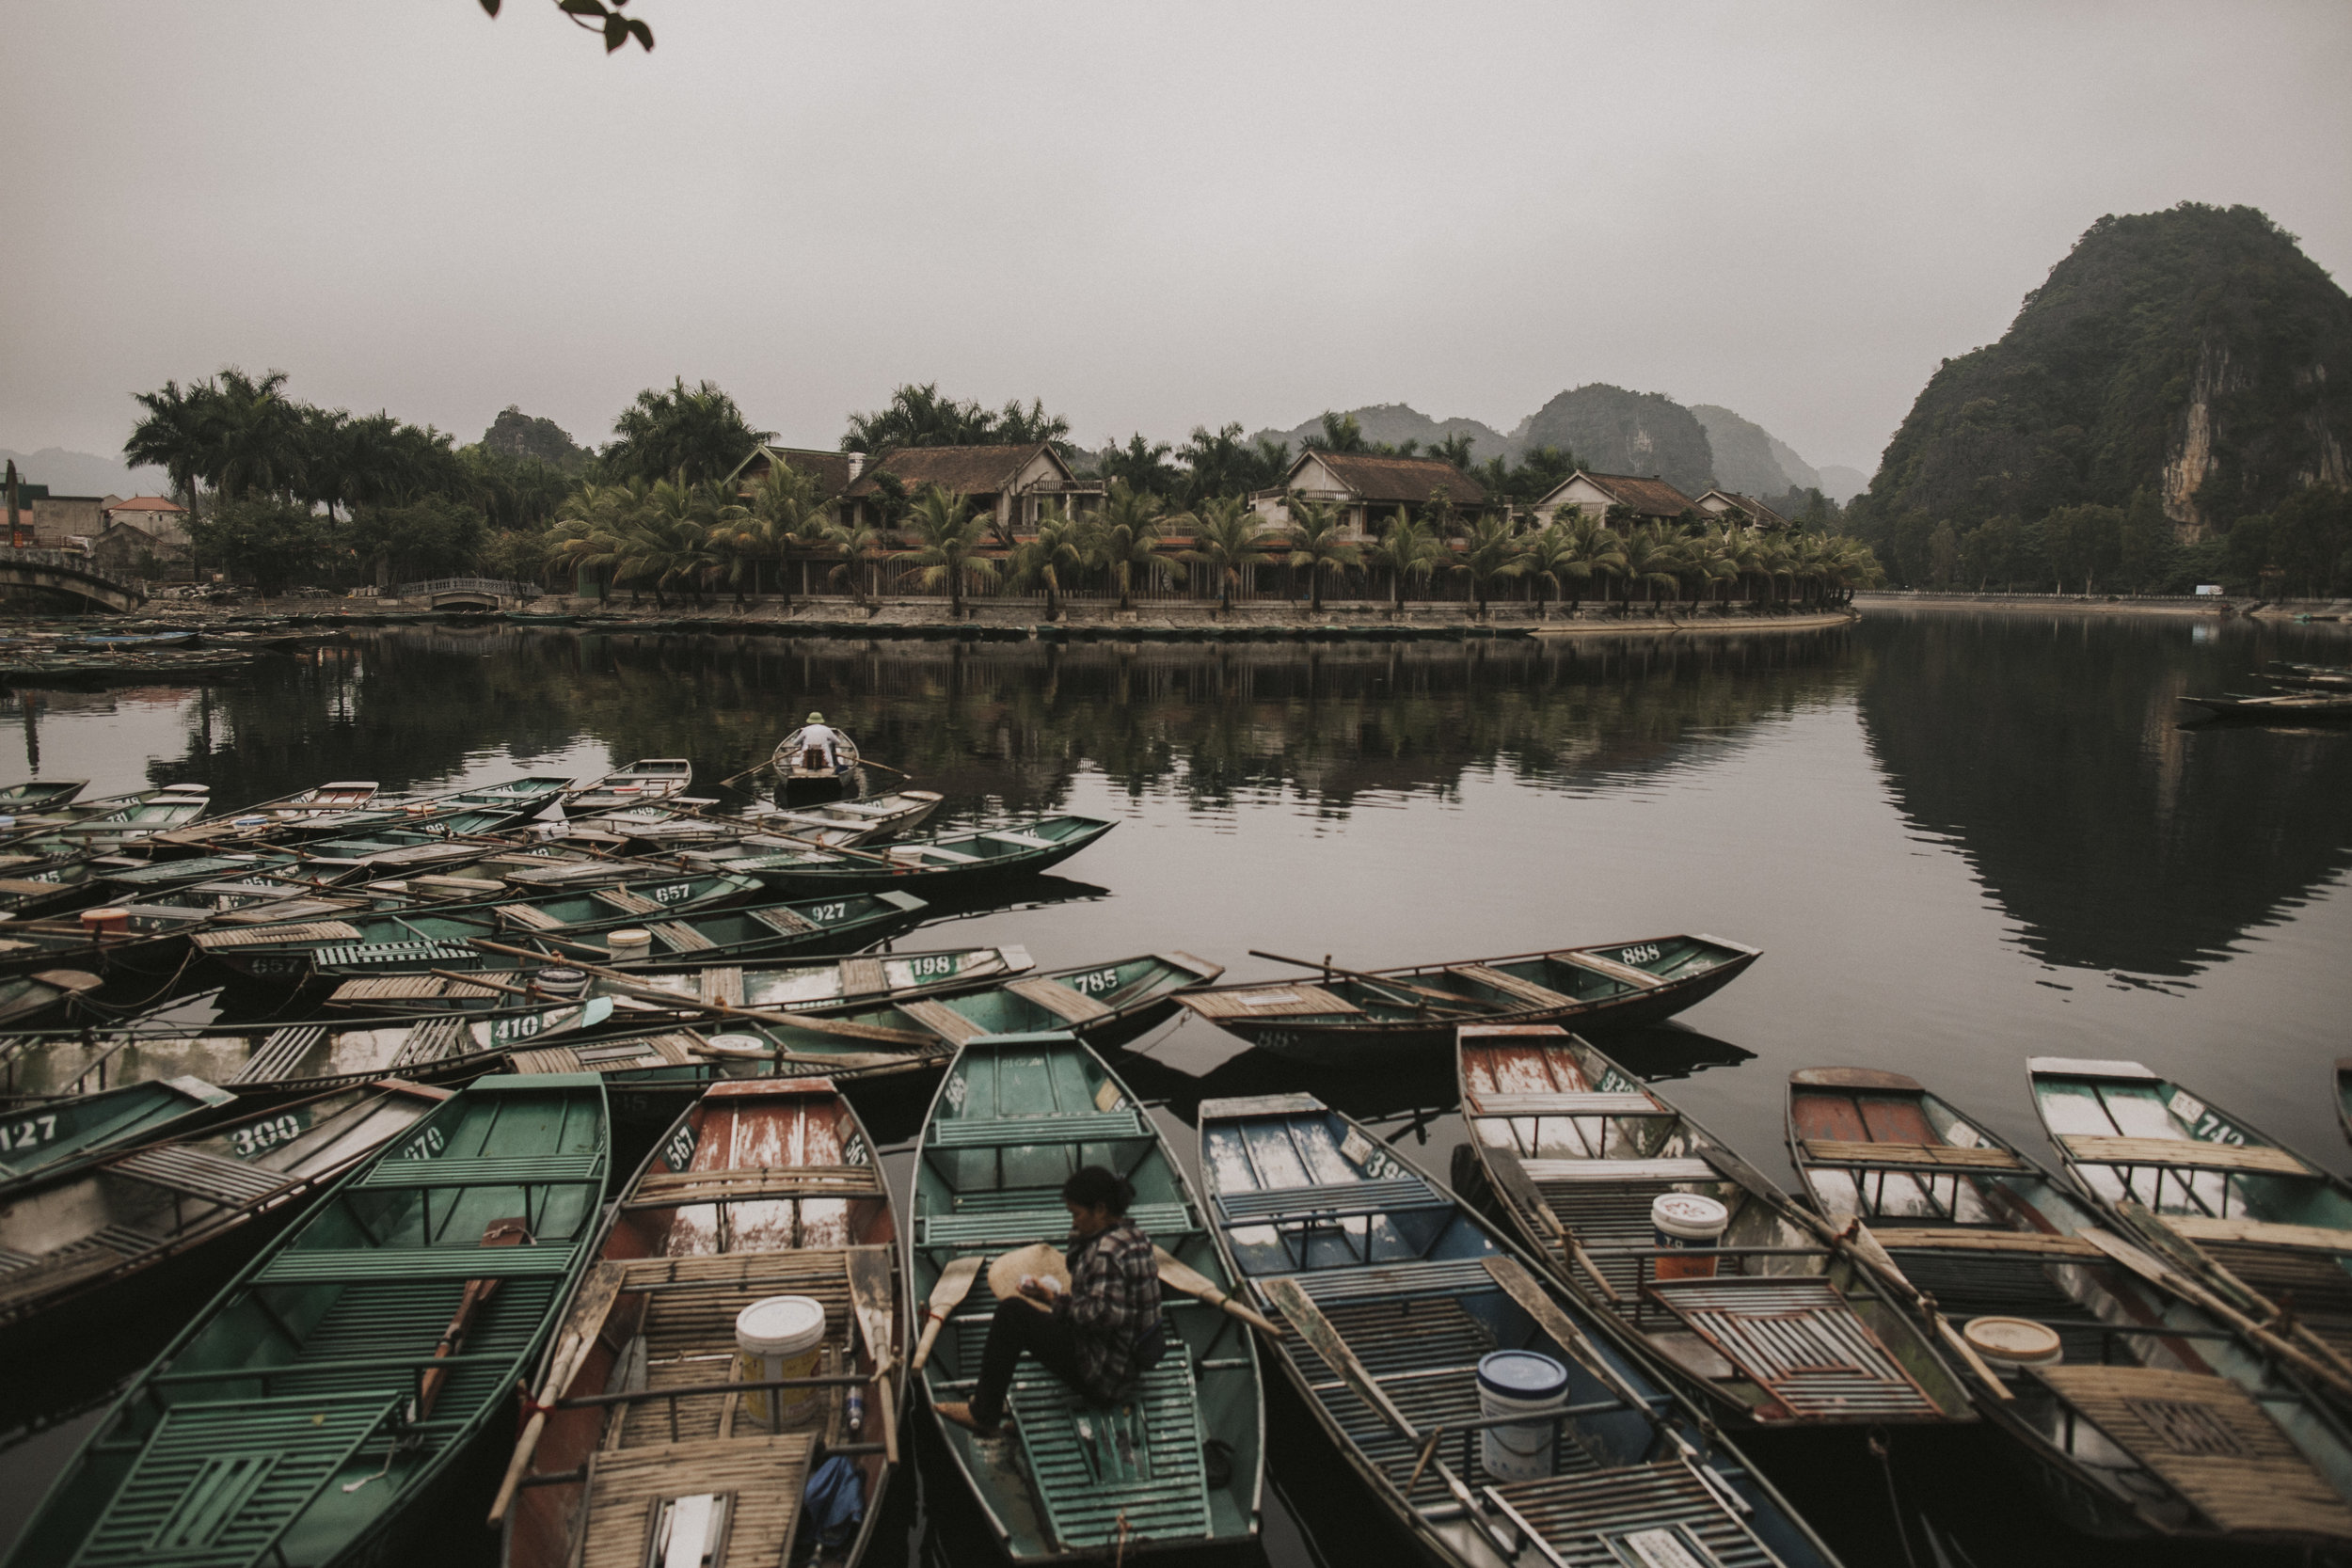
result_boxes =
[1856,590,2351,622]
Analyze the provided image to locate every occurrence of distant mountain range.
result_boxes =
[0,447,167,499]
[1256,391,1862,504]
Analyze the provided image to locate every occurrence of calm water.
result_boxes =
[4,608,2349,1566]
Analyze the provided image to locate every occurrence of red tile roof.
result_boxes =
[107,496,184,513]
[843,443,1072,499]
[1290,451,1488,507]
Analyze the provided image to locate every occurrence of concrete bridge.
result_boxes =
[394,577,538,610]
[0,548,146,610]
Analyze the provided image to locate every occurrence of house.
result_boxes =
[728,445,862,503]
[93,517,192,577]
[1531,470,1700,531]
[1250,451,1490,539]
[8,492,117,549]
[1692,489,1792,531]
[840,443,1102,538]
[102,496,191,547]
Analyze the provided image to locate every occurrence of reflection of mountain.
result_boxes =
[139,627,1855,820]
[1856,613,2352,976]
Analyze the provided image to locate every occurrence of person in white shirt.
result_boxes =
[797,711,843,771]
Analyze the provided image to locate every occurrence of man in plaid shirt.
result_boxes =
[936,1165,1166,1436]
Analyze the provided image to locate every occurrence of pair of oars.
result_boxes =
[719,752,914,789]
[910,1245,1282,1371]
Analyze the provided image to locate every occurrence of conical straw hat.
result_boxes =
[987,1243,1071,1314]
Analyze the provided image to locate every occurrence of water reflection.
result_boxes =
[1855,611,2352,978]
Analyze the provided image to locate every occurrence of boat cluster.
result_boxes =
[3,747,2349,1565]
[0,621,333,682]
[2179,658,2352,722]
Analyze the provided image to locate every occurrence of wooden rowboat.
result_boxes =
[598,789,945,851]
[499,1077,905,1568]
[1196,1090,1840,1568]
[564,757,695,814]
[2029,1056,2352,1366]
[2177,691,2352,721]
[0,1073,235,1190]
[0,994,616,1104]
[0,1078,453,1336]
[4,1073,609,1568]
[1793,1065,2352,1546]
[0,968,105,1030]
[682,814,1116,898]
[1458,1027,1971,1428]
[913,1031,1263,1560]
[1178,934,1760,1067]
[0,780,87,814]
[772,727,861,798]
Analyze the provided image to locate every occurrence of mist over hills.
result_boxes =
[0,447,166,498]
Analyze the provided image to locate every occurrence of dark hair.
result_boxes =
[1062,1164,1133,1216]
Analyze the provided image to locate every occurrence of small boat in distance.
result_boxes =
[2177,691,2352,722]
[563,758,694,813]
[0,780,87,814]
[774,717,861,802]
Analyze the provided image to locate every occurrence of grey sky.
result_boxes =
[7,2,2347,478]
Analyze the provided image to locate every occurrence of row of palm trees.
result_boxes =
[539,471,1882,615]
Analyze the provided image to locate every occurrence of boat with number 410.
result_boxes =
[1196,1090,1841,1568]
[912,1031,1264,1561]
[4,1072,611,1568]
[1176,935,1760,1066]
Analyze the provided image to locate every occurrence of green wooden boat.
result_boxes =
[912,1031,1263,1560]
[4,1073,609,1568]
[0,779,87,814]
[681,814,1115,897]
[0,968,106,1031]
[0,1078,453,1337]
[2338,1057,2352,1152]
[190,872,768,985]
[2030,1056,2352,1367]
[0,1074,235,1190]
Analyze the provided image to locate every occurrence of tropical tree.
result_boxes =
[1619,521,1686,611]
[1098,434,1181,499]
[896,486,998,618]
[1453,514,1530,618]
[1283,494,1361,612]
[600,378,772,485]
[820,513,885,607]
[123,378,215,517]
[1521,523,1583,620]
[1179,495,1274,614]
[1675,525,1740,611]
[1089,482,1182,612]
[695,480,759,607]
[543,480,645,598]
[840,384,1068,458]
[208,368,303,501]
[1363,506,1443,612]
[1178,423,1289,507]
[1013,500,1089,621]
[735,461,826,605]
[1301,411,1367,453]
[614,477,717,607]
[1563,515,1627,614]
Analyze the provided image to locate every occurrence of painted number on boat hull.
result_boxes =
[230,1111,309,1159]
[1616,945,1662,966]
[808,904,848,923]
[906,955,961,979]
[398,1125,446,1161]
[0,1116,58,1152]
[1070,968,1122,997]
[664,1125,697,1174]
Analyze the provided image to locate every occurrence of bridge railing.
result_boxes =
[394,578,539,600]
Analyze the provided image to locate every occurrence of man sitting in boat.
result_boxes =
[797,711,845,773]
[935,1165,1165,1436]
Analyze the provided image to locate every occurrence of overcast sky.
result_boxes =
[6,1,2347,478]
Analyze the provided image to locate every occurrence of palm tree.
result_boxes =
[1619,521,1685,613]
[1283,494,1361,613]
[123,378,217,519]
[1453,514,1530,619]
[896,486,998,618]
[1563,515,1626,615]
[695,480,758,607]
[1520,523,1584,620]
[1676,524,1740,613]
[1013,500,1089,621]
[1178,496,1273,614]
[739,462,825,606]
[1363,506,1442,613]
[1089,482,1183,613]
[618,477,718,607]
[602,379,773,485]
[210,368,302,501]
[821,514,884,607]
[542,479,647,599]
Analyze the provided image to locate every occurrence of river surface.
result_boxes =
[3,608,2349,1566]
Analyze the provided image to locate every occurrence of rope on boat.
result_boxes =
[1868,1427,1921,1568]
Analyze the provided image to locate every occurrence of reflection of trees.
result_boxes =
[143,626,1854,821]
[1856,614,2352,976]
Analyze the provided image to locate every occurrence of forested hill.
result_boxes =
[1514,385,1716,497]
[1854,203,2352,542]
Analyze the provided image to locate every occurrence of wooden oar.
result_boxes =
[1248,949,1512,1014]
[1486,1145,1618,1303]
[845,1247,900,1464]
[718,757,775,789]
[414,1217,530,1424]
[467,939,932,1047]
[1151,1245,1282,1336]
[486,1260,628,1525]
[2080,1227,2352,1404]
[912,1256,981,1371]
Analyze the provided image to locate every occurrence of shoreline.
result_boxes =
[1855,591,2350,623]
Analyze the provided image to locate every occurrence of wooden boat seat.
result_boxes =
[1552,951,1667,990]
[592,889,664,916]
[357,1153,602,1190]
[896,845,978,864]
[650,921,716,953]
[1006,1352,1210,1551]
[2033,1364,2352,1537]
[230,1024,327,1085]
[1289,1257,1500,1307]
[1521,1158,1719,1183]
[981,831,1057,849]
[389,1017,476,1069]
[578,1435,814,1568]
[1214,1178,1444,1227]
[628,1165,883,1208]
[1643,1276,1944,1422]
[1177,985,1359,1020]
[499,904,564,931]
[1799,1139,2028,1171]
[930,1109,1148,1149]
[919,1199,1192,1248]
[901,1000,988,1045]
[115,1145,294,1208]
[1866,1227,2104,1259]
[510,1033,702,1075]
[1448,965,1575,1008]
[1006,977,1115,1023]
[2160,1215,2352,1253]
[256,1244,578,1284]
[1489,1459,1777,1565]
[194,920,364,951]
[838,957,888,996]
[310,940,478,970]
[2058,1134,2310,1175]
[73,1394,402,1568]
[693,966,745,1006]
[749,905,818,935]
[1469,1091,1664,1117]
[329,975,497,1003]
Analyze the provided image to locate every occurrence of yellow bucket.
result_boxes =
[734,1295,826,1429]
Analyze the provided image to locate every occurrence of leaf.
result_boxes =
[558,0,607,16]
[604,11,628,49]
[479,0,501,13]
[627,17,653,49]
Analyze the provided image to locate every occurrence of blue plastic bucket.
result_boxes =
[1477,1349,1569,1481]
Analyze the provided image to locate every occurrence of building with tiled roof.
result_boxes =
[1532,470,1701,530]
[727,445,859,502]
[1252,449,1490,538]
[102,496,190,547]
[1692,489,1793,531]
[840,443,1100,539]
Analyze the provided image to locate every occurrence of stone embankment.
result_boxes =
[1856,591,2350,622]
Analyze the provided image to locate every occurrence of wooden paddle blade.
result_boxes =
[1152,1245,1282,1337]
[913,1256,981,1371]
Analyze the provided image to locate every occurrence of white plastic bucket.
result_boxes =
[1963,1316,2063,1372]
[531,967,588,998]
[1477,1349,1569,1481]
[606,928,653,960]
[735,1295,826,1430]
[1651,1193,1729,1281]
